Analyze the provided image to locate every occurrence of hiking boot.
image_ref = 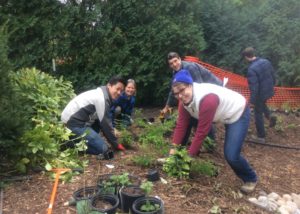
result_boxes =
[269,115,277,128]
[250,136,265,143]
[240,181,257,194]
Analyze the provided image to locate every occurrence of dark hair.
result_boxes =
[108,76,126,86]
[167,52,180,61]
[242,47,255,58]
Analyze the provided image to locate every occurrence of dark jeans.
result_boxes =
[181,117,216,146]
[224,107,257,182]
[254,99,270,138]
[68,125,108,155]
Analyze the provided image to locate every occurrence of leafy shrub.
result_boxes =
[163,148,192,179]
[8,68,87,174]
[190,159,218,177]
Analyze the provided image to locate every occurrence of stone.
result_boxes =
[283,194,292,202]
[268,192,280,200]
[291,193,300,208]
[286,201,298,213]
[278,205,290,214]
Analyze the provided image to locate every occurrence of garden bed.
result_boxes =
[2,108,300,214]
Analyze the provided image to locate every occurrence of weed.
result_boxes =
[202,137,217,153]
[274,115,284,132]
[209,198,222,214]
[118,128,134,148]
[132,155,155,167]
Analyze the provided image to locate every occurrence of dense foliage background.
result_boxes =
[0,0,299,172]
[2,0,298,103]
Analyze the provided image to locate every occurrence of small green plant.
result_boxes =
[190,159,218,177]
[163,148,192,179]
[118,128,134,148]
[274,115,284,132]
[140,181,160,212]
[132,155,155,167]
[101,172,131,194]
[209,198,222,214]
[202,137,217,152]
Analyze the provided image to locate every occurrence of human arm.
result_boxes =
[99,102,119,148]
[247,68,259,104]
[170,103,191,154]
[123,96,136,116]
[188,94,219,156]
[162,90,178,115]
[182,61,222,86]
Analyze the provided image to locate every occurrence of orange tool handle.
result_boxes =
[47,169,71,214]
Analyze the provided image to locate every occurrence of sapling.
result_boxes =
[140,181,160,212]
[102,173,131,194]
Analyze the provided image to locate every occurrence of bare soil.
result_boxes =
[2,108,300,214]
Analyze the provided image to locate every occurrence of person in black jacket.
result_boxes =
[242,47,277,143]
[61,76,127,156]
[161,52,223,146]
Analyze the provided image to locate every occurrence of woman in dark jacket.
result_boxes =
[111,79,136,128]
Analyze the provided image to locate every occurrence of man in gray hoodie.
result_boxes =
[161,52,222,145]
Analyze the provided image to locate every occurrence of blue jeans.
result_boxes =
[254,99,270,138]
[224,107,257,182]
[68,126,108,155]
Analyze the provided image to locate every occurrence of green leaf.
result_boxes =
[45,162,52,171]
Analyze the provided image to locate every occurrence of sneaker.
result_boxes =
[117,143,126,151]
[250,136,265,143]
[240,181,257,194]
[269,115,277,128]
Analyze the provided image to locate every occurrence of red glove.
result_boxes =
[117,144,126,151]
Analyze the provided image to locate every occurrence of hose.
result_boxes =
[246,140,300,150]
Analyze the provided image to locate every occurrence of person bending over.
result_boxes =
[170,69,258,194]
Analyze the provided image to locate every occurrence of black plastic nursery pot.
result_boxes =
[147,169,160,182]
[73,186,100,214]
[90,194,119,214]
[119,185,145,213]
[132,196,164,214]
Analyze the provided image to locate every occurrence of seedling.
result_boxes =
[118,129,134,148]
[140,181,160,212]
[202,137,217,153]
[101,173,131,194]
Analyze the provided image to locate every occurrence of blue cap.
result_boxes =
[172,69,193,85]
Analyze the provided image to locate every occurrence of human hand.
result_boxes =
[114,128,121,137]
[169,148,176,155]
[161,106,169,115]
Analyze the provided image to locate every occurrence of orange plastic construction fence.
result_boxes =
[184,56,300,110]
